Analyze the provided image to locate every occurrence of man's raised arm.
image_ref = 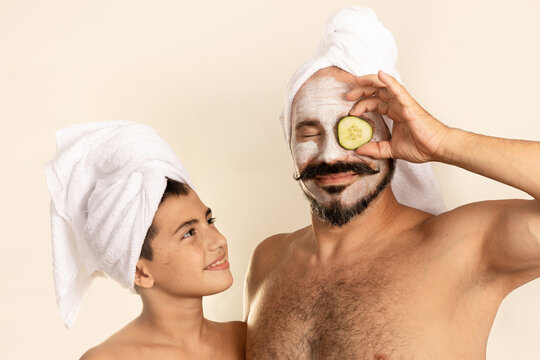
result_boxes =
[347,70,540,282]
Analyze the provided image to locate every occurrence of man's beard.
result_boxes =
[296,159,396,227]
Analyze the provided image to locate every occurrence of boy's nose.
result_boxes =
[207,228,226,251]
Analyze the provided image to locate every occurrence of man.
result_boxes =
[244,7,540,359]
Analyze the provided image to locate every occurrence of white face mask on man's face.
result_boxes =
[291,75,392,208]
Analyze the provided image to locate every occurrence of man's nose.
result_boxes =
[318,136,348,163]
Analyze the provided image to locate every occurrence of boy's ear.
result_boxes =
[134,259,155,289]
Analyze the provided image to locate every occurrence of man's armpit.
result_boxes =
[485,199,540,285]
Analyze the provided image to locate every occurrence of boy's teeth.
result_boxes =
[210,258,226,268]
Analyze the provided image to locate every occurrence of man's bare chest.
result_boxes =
[247,262,418,360]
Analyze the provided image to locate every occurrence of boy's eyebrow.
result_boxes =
[172,207,212,235]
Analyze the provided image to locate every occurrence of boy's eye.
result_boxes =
[181,229,195,239]
[207,217,216,225]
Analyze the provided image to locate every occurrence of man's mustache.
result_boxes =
[294,161,379,181]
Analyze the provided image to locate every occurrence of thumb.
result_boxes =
[355,141,394,159]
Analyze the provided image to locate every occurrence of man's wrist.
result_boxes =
[433,127,468,165]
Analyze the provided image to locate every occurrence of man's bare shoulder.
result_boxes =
[244,226,311,314]
[422,199,520,236]
[249,226,311,277]
[417,199,531,267]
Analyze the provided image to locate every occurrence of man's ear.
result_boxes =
[134,259,155,289]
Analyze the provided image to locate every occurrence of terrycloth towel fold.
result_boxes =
[45,121,193,328]
[280,6,446,215]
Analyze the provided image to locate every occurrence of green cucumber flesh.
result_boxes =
[337,116,373,150]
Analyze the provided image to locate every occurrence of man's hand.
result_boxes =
[346,70,449,163]
[347,71,540,286]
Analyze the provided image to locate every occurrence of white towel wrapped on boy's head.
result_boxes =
[280,6,446,215]
[45,121,193,328]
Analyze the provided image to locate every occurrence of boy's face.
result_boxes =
[140,189,233,297]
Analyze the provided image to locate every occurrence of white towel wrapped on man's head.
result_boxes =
[45,121,193,328]
[280,6,446,215]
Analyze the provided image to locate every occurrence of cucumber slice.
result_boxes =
[337,116,373,150]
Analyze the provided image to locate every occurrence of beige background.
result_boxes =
[1,0,539,358]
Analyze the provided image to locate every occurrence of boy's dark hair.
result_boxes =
[139,178,190,260]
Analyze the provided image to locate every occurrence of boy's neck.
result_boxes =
[137,292,208,345]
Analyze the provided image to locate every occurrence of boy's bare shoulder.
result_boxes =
[79,343,122,360]
[80,339,149,360]
[79,323,145,360]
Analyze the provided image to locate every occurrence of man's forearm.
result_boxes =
[436,128,540,200]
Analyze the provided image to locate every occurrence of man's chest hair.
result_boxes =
[248,257,418,360]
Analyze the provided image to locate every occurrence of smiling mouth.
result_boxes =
[315,172,358,186]
[296,161,379,183]
[204,254,229,271]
